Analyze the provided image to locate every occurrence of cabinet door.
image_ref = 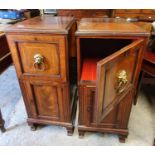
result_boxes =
[7,35,67,82]
[95,39,144,124]
[21,80,69,122]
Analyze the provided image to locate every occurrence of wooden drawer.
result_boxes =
[115,9,141,14]
[6,34,68,81]
[114,13,140,18]
[139,14,155,20]
[141,9,155,14]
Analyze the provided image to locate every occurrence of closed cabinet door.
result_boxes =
[7,35,67,82]
[95,39,144,125]
[20,80,70,122]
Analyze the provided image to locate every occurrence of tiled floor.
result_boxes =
[0,66,155,145]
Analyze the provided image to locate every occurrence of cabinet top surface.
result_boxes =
[5,15,75,34]
[76,18,150,37]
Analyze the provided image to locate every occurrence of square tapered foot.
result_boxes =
[119,135,128,143]
[66,126,74,136]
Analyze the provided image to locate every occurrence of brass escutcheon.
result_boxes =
[33,54,45,71]
[34,54,44,64]
[115,70,128,93]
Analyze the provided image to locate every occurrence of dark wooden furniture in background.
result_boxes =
[133,40,155,146]
[57,9,155,22]
[5,15,77,135]
[57,9,112,20]
[56,9,155,57]
[112,9,155,22]
[0,32,12,133]
[134,50,155,105]
[0,109,5,132]
[0,33,12,74]
[76,18,149,142]
[132,22,153,105]
[23,9,40,19]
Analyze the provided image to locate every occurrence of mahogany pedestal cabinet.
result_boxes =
[5,15,77,135]
[76,18,149,142]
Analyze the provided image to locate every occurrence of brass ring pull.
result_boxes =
[115,70,128,93]
[33,54,45,71]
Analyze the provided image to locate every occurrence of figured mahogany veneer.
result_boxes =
[5,16,77,135]
[76,18,149,143]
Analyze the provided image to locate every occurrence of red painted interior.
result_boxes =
[81,58,99,81]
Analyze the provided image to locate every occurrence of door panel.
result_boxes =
[33,85,59,118]
[6,35,67,81]
[95,39,144,123]
[22,80,68,121]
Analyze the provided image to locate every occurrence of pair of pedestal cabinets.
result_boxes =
[5,16,149,142]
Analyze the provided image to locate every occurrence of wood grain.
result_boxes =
[76,18,148,142]
[5,16,77,135]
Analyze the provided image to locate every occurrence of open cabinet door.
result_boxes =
[95,39,144,124]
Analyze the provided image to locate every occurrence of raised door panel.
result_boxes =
[6,35,67,82]
[33,84,60,118]
[95,39,144,124]
[21,80,69,121]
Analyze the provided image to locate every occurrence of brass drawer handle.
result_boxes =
[33,54,45,71]
[115,70,128,93]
